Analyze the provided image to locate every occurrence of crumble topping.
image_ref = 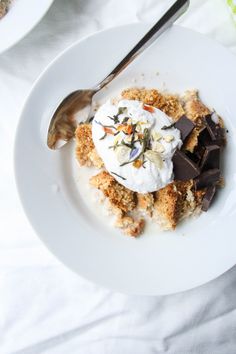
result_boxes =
[121,88,185,121]
[115,216,145,237]
[75,124,103,167]
[89,171,136,213]
[137,193,154,217]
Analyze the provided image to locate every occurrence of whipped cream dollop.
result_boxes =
[92,99,182,193]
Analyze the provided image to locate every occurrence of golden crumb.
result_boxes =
[115,216,145,237]
[75,124,94,166]
[75,124,103,168]
[194,189,206,206]
[154,180,206,229]
[184,128,200,153]
[161,94,185,121]
[154,181,186,230]
[108,204,124,218]
[122,88,163,105]
[88,149,104,168]
[181,90,210,152]
[182,90,210,121]
[154,180,200,230]
[90,171,136,213]
[137,193,154,216]
[121,88,185,121]
[180,183,204,220]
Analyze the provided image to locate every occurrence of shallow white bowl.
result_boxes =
[0,0,54,54]
[15,24,236,295]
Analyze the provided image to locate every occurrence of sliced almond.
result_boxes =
[126,135,132,142]
[164,135,174,142]
[116,146,130,164]
[152,131,162,141]
[144,150,163,169]
[136,125,141,133]
[152,141,165,153]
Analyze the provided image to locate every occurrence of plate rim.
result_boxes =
[14,23,236,296]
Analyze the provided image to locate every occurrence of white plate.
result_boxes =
[15,24,236,295]
[0,0,54,54]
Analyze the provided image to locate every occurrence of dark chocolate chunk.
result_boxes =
[198,127,212,146]
[174,116,195,141]
[173,150,201,181]
[194,145,206,163]
[208,139,224,147]
[201,185,217,212]
[204,114,217,139]
[198,126,223,151]
[194,169,220,190]
[204,115,225,144]
[185,151,201,164]
[200,145,220,171]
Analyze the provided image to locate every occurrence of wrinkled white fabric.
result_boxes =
[0,0,236,353]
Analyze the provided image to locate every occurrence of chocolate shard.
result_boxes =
[198,127,224,148]
[201,185,217,212]
[194,145,205,163]
[204,114,217,140]
[173,150,201,181]
[174,115,195,141]
[185,151,200,164]
[200,145,220,171]
[204,115,225,145]
[198,127,212,146]
[194,169,220,190]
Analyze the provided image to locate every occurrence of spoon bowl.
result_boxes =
[47,89,96,149]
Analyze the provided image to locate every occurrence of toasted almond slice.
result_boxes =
[116,146,130,164]
[145,150,163,169]
[164,135,174,142]
[153,141,165,153]
[152,131,162,141]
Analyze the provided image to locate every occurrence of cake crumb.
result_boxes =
[88,149,104,168]
[75,124,103,168]
[181,90,211,152]
[115,216,145,237]
[75,124,94,166]
[137,193,154,216]
[154,180,205,230]
[121,88,185,121]
[90,171,136,213]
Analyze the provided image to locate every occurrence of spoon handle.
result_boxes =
[96,0,189,90]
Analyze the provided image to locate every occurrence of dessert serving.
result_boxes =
[75,88,226,237]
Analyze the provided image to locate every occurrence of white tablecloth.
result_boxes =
[1,0,236,353]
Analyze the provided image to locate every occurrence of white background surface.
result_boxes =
[0,0,236,353]
[0,0,54,54]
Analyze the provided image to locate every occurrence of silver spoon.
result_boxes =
[47,0,189,149]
